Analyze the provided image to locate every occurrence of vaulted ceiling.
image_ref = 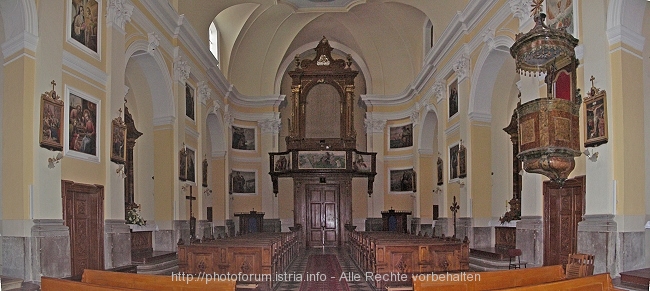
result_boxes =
[178,0,469,96]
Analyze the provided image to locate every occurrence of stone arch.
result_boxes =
[206,110,227,156]
[0,0,38,42]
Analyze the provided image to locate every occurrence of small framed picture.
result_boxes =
[110,117,126,164]
[388,123,413,149]
[67,0,101,59]
[39,86,64,151]
[202,157,208,187]
[437,157,443,185]
[352,151,373,172]
[185,83,195,121]
[185,147,196,183]
[458,144,467,178]
[448,79,459,118]
[232,125,256,151]
[64,86,100,163]
[449,143,460,181]
[389,168,416,193]
[584,84,608,147]
[272,152,291,172]
[230,170,257,195]
[179,150,187,181]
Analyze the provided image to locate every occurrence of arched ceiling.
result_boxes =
[178,0,468,96]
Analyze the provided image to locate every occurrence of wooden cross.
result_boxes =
[51,80,56,91]
[185,186,197,240]
[450,196,460,238]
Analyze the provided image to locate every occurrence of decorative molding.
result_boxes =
[106,0,134,33]
[62,50,108,86]
[418,149,434,156]
[197,81,211,105]
[606,25,645,54]
[185,125,200,140]
[223,105,234,127]
[174,14,185,37]
[468,112,492,124]
[259,118,281,134]
[174,56,190,83]
[364,118,386,134]
[384,154,414,161]
[409,109,420,127]
[483,28,496,51]
[1,32,38,62]
[230,156,262,163]
[147,32,160,55]
[453,52,470,82]
[444,121,460,136]
[223,84,285,108]
[153,116,175,127]
[433,81,446,103]
[509,0,531,24]
[211,151,227,158]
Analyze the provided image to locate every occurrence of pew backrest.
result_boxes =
[41,277,140,291]
[495,273,623,291]
[413,265,566,291]
[82,269,237,291]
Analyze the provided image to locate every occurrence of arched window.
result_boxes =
[209,22,219,66]
[423,19,434,57]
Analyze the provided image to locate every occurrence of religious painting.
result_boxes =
[448,79,459,118]
[352,152,372,172]
[67,0,101,58]
[458,144,467,178]
[230,170,257,195]
[389,123,413,149]
[39,86,64,151]
[389,168,416,193]
[110,117,126,164]
[202,157,208,187]
[449,143,460,181]
[546,0,574,35]
[584,86,608,147]
[64,86,100,163]
[185,147,196,183]
[232,125,256,151]
[437,157,443,185]
[298,151,346,169]
[179,150,187,181]
[273,152,291,172]
[185,83,195,121]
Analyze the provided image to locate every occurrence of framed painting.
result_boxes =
[584,85,608,147]
[230,170,257,195]
[449,143,459,181]
[546,0,574,35]
[185,147,196,183]
[110,117,126,164]
[185,83,195,121]
[64,86,100,163]
[448,79,459,118]
[232,125,256,151]
[298,151,346,169]
[352,151,372,172]
[437,157,443,185]
[273,152,291,172]
[179,150,187,181]
[458,144,467,178]
[389,168,416,193]
[388,123,413,149]
[40,86,64,151]
[67,0,101,59]
[202,157,208,187]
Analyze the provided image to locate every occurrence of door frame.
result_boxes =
[306,184,339,247]
[543,175,585,266]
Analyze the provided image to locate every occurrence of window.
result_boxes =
[209,22,219,65]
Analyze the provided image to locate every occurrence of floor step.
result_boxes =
[620,268,650,289]
[1,276,24,290]
[469,255,523,272]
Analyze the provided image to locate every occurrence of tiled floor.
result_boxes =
[274,247,375,291]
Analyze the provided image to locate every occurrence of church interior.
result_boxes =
[1,0,650,290]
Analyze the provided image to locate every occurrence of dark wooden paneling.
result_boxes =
[543,176,585,266]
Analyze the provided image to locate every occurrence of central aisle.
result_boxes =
[274,247,374,291]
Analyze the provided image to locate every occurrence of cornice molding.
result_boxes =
[1,32,38,61]
[444,121,460,136]
[62,50,108,86]
[185,125,200,140]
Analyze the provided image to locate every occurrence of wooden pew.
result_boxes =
[496,273,624,291]
[81,269,237,291]
[41,277,139,290]
[412,265,566,291]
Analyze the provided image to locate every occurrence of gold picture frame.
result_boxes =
[110,117,126,164]
[39,82,64,151]
[584,79,608,147]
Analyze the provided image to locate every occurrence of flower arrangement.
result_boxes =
[126,204,146,226]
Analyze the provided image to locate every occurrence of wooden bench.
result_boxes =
[496,273,623,291]
[413,265,566,291]
[41,277,139,290]
[81,269,237,291]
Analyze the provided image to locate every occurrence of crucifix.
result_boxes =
[450,196,460,238]
[185,185,197,241]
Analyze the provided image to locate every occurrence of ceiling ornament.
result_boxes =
[106,0,133,31]
[147,32,160,55]
[174,56,190,83]
[197,81,211,105]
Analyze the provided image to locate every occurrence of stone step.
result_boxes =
[1,276,24,290]
[469,255,523,272]
[136,258,179,275]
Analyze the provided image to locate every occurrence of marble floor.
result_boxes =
[273,247,375,291]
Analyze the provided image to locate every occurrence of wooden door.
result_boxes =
[62,180,104,277]
[543,176,585,266]
[306,184,339,247]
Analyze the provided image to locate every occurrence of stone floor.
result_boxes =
[273,247,375,291]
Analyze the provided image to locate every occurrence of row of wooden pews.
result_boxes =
[412,265,623,291]
[177,230,302,290]
[41,269,237,290]
[348,231,469,289]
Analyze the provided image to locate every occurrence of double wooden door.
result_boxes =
[543,176,585,266]
[62,180,104,277]
[306,184,339,247]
